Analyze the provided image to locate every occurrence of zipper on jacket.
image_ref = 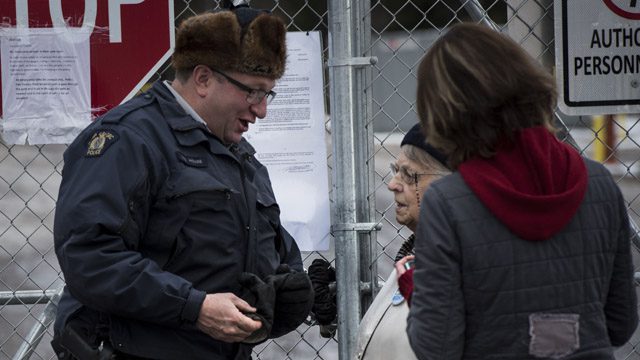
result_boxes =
[230,145,255,273]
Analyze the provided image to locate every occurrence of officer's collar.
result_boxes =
[151,82,234,156]
[152,82,208,133]
[234,137,257,156]
[162,81,211,131]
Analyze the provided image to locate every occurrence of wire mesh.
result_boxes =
[1,1,639,359]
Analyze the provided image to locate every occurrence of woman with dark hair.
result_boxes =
[407,22,637,359]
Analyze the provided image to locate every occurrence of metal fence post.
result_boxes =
[353,0,377,316]
[327,0,375,358]
[11,288,62,360]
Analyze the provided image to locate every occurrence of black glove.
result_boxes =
[308,258,337,326]
[266,264,315,338]
[237,272,276,344]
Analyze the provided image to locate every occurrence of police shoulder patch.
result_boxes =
[85,130,119,157]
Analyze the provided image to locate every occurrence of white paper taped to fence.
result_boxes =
[0,27,91,145]
[246,31,330,252]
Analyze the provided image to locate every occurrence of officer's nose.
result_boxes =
[250,98,268,119]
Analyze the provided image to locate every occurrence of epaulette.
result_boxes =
[101,92,156,124]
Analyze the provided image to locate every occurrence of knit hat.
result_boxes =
[401,124,449,167]
[172,7,287,79]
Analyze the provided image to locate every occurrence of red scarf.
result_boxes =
[458,127,588,241]
[398,268,414,306]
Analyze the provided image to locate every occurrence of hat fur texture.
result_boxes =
[172,10,287,79]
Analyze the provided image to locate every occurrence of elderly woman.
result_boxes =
[355,123,450,360]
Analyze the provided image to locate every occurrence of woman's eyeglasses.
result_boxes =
[389,163,447,185]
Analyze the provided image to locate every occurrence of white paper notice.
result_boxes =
[0,28,91,144]
[246,31,330,252]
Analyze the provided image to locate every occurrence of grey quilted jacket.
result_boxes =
[407,158,638,359]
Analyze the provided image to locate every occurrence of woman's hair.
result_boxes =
[403,144,450,175]
[416,23,558,169]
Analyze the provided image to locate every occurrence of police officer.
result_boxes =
[51,3,313,360]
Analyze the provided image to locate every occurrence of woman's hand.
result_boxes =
[395,255,415,277]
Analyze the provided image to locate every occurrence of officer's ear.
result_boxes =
[192,65,215,97]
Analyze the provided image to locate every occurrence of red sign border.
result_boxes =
[603,0,640,20]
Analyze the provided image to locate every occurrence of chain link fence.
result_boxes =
[1,0,639,359]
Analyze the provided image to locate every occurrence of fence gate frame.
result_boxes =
[3,1,640,360]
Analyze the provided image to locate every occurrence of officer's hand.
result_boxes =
[196,293,262,343]
[237,272,276,344]
[267,265,314,338]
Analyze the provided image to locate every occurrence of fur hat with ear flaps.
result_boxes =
[172,8,287,79]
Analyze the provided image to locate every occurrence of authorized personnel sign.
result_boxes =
[554,0,640,115]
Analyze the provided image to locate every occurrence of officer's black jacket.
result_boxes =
[53,81,303,360]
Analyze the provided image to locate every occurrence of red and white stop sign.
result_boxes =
[0,0,174,118]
